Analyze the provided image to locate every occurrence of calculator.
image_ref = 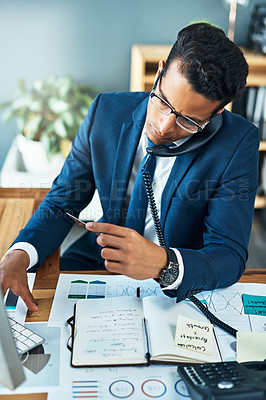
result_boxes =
[178,361,266,400]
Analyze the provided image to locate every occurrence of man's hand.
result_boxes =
[0,250,38,312]
[86,222,167,280]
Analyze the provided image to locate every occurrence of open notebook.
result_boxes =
[68,296,221,367]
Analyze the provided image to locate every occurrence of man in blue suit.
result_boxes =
[0,23,259,311]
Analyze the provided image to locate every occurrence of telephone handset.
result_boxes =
[143,112,223,245]
[143,110,223,247]
[146,113,223,157]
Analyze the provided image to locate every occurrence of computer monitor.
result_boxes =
[0,289,25,390]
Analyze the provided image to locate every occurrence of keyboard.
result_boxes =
[8,317,45,355]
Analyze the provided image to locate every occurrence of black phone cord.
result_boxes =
[142,157,166,248]
[141,153,237,339]
[187,292,238,338]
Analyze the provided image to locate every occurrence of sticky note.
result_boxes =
[237,331,266,363]
[242,294,266,316]
[175,315,213,356]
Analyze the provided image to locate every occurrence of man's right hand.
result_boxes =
[0,250,38,312]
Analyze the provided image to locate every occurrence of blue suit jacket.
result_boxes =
[14,92,259,301]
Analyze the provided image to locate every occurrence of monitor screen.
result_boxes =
[0,289,25,390]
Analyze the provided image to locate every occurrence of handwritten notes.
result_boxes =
[237,331,266,363]
[73,297,146,365]
[175,315,213,356]
[242,294,266,316]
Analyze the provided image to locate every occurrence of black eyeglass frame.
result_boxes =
[150,70,214,134]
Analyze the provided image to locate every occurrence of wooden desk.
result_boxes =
[1,187,265,322]
[0,188,266,399]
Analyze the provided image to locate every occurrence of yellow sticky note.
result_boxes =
[237,331,266,363]
[175,315,213,356]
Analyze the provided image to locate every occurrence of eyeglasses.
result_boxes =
[150,71,211,134]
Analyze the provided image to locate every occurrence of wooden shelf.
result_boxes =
[130,45,266,91]
[255,195,266,209]
[130,45,171,91]
[259,141,266,151]
[244,50,266,87]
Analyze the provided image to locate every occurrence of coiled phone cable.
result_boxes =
[142,154,237,338]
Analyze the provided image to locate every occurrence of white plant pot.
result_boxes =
[16,134,65,174]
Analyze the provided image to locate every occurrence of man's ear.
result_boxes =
[154,60,165,83]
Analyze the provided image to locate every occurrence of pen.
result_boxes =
[143,317,151,364]
[65,212,101,236]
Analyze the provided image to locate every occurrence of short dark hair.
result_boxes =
[164,23,249,108]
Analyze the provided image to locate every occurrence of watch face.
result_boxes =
[161,262,179,285]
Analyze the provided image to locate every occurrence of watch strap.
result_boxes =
[156,247,180,288]
[163,247,178,264]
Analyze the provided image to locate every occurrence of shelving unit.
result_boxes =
[130,45,266,92]
[130,45,266,208]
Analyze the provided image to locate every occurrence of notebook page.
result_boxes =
[143,296,221,363]
[73,296,146,366]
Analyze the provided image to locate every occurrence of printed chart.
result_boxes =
[68,278,162,300]
[70,365,190,399]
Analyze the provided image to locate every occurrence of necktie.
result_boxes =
[125,144,156,235]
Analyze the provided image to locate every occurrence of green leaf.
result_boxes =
[53,119,67,138]
[17,117,25,133]
[0,101,12,111]
[49,99,69,113]
[24,115,42,139]
[62,111,74,127]
[29,100,42,112]
[58,78,71,97]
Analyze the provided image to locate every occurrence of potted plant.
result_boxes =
[0,76,96,173]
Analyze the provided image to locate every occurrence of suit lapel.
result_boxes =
[160,150,199,228]
[108,99,148,225]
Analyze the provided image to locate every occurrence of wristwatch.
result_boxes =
[158,247,180,288]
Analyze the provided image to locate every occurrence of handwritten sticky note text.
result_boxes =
[242,294,266,316]
[175,315,213,356]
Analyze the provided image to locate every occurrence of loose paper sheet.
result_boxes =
[237,331,266,363]
[175,315,213,356]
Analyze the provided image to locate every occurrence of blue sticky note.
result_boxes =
[242,294,266,316]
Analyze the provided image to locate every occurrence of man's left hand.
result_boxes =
[86,222,167,280]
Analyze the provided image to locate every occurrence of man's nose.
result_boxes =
[158,113,176,134]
